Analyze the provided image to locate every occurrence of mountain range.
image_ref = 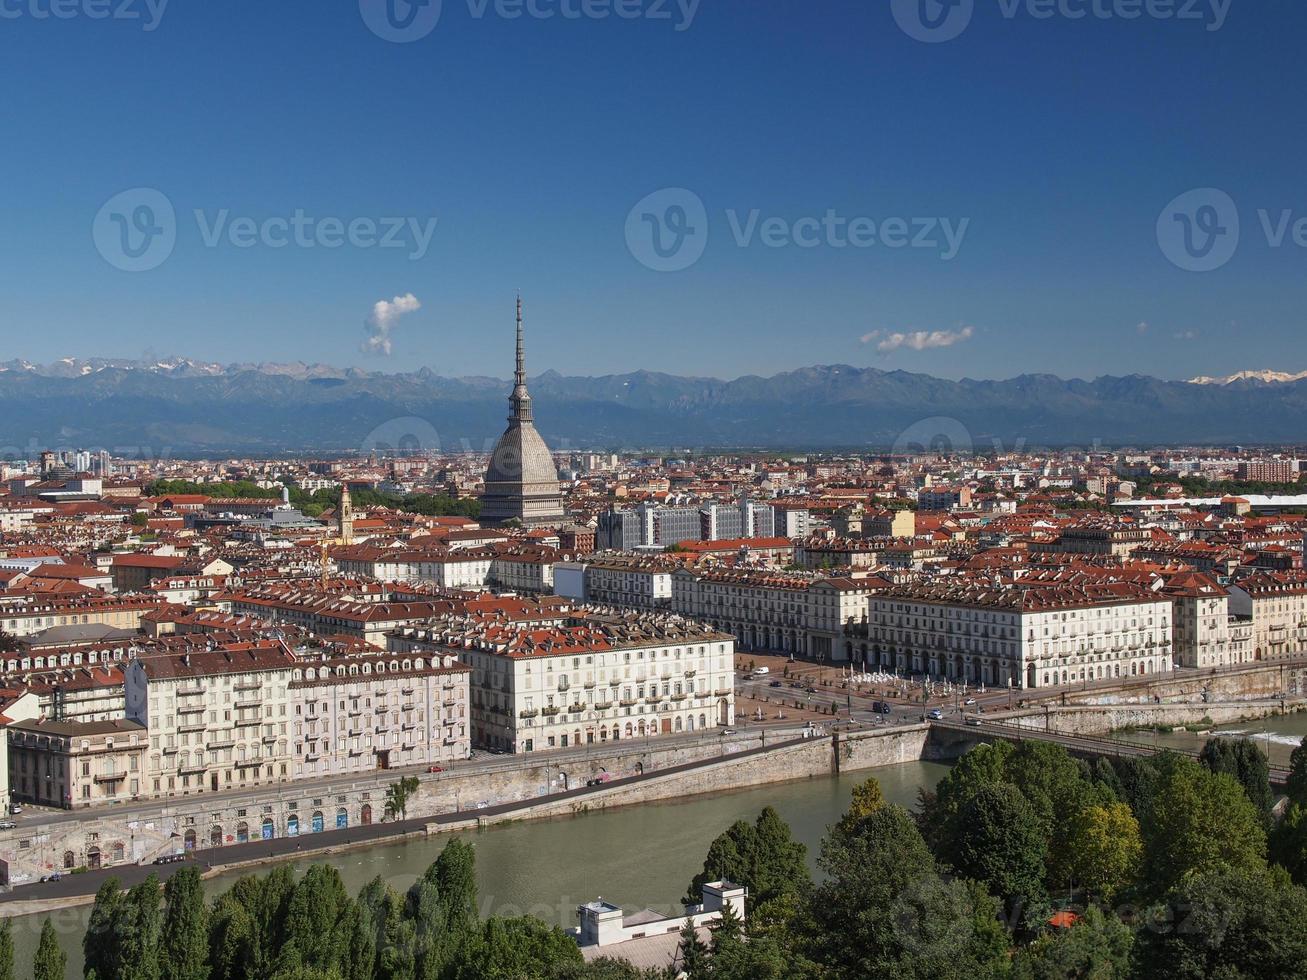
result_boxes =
[3,358,1307,456]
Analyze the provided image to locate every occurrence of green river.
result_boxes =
[7,762,949,978]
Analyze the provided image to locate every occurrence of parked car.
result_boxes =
[152,853,186,865]
[8,804,21,815]
[426,765,444,773]
[752,666,770,676]
[871,701,892,715]
[40,872,62,883]
[474,800,490,809]
[585,773,612,787]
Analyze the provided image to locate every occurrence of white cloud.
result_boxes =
[861,325,974,353]
[1136,321,1149,335]
[362,293,422,355]
[1173,329,1198,341]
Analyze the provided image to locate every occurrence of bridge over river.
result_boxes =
[929,718,1295,789]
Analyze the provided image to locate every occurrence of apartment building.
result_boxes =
[0,595,169,638]
[290,650,471,779]
[670,567,881,662]
[1228,572,1307,661]
[124,643,299,797]
[226,587,455,647]
[8,718,147,809]
[391,613,735,753]
[1163,571,1253,668]
[869,580,1173,689]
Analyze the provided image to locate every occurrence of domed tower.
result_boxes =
[480,297,565,527]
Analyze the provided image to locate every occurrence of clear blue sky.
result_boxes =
[2,0,1303,381]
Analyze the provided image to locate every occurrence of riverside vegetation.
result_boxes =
[4,736,1306,979]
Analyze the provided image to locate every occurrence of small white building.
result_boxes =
[573,881,747,972]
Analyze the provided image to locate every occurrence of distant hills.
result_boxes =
[3,358,1307,455]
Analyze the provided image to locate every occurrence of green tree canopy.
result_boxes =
[1139,756,1268,897]
[33,918,65,980]
[1132,866,1307,979]
[949,782,1047,911]
[163,866,210,980]
[1011,906,1134,980]
[1199,737,1274,822]
[1061,802,1142,902]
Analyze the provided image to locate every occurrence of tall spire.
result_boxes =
[509,294,533,423]
[515,293,526,388]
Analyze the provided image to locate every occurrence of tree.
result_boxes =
[122,875,164,980]
[384,776,421,822]
[949,783,1048,911]
[810,803,1007,979]
[1011,906,1134,980]
[356,876,414,980]
[162,866,210,980]
[677,919,709,978]
[434,837,478,936]
[0,919,12,980]
[1271,801,1307,887]
[684,808,810,912]
[278,865,355,975]
[209,891,261,980]
[84,878,127,980]
[834,776,885,836]
[33,918,66,980]
[917,741,1012,852]
[1199,737,1274,823]
[1288,736,1307,807]
[1139,756,1268,896]
[1133,866,1307,979]
[452,915,582,979]
[1061,802,1142,902]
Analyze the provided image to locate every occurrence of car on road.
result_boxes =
[8,804,21,815]
[752,666,770,676]
[40,872,62,883]
[720,729,738,736]
[152,853,186,865]
[474,800,490,809]
[871,701,892,715]
[804,686,817,694]
[928,709,944,720]
[585,773,612,787]
[966,717,983,727]
[0,820,16,830]
[427,765,444,773]
[964,698,977,705]
[769,680,783,688]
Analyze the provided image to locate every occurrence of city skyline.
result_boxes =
[3,2,1306,381]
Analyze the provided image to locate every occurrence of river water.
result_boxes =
[1112,707,1307,769]
[7,761,949,978]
